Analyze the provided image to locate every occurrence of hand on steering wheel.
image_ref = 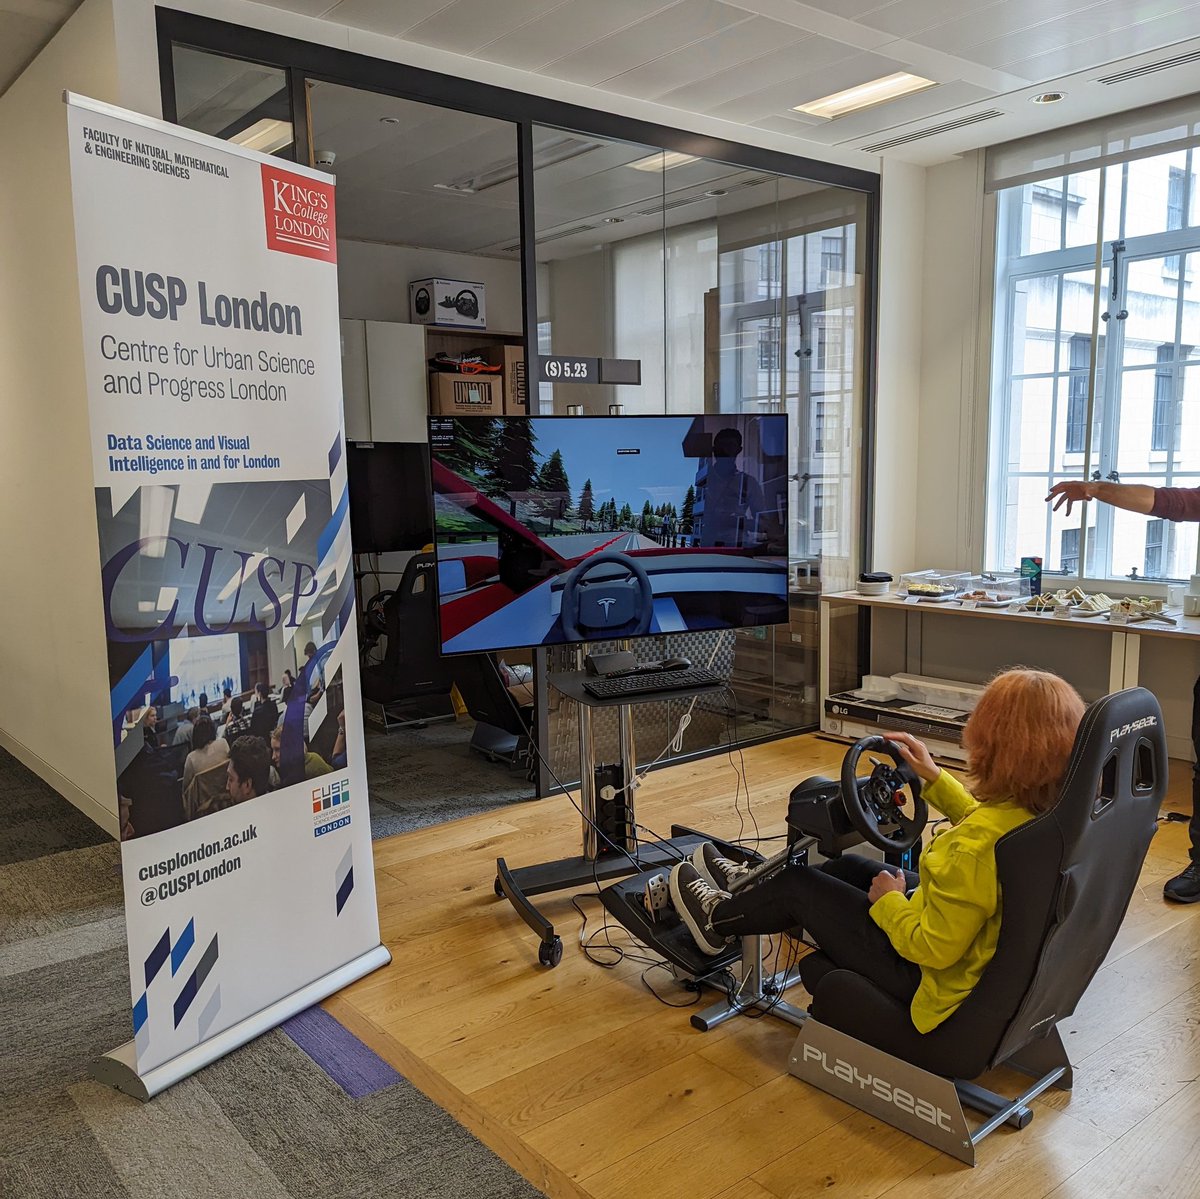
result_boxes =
[559,550,654,641]
[839,736,928,853]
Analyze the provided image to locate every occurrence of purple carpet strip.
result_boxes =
[281,1004,402,1099]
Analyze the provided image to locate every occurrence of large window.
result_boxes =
[988,146,1200,581]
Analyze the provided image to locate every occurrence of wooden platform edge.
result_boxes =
[322,992,591,1199]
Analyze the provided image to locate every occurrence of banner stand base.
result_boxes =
[91,943,392,1101]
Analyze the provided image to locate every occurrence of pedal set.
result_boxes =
[643,872,671,921]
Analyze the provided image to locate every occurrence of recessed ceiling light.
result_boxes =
[793,72,937,120]
[602,216,624,224]
[1031,91,1067,104]
[627,151,698,172]
[379,116,401,124]
[705,189,727,197]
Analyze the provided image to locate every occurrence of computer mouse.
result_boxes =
[660,656,692,671]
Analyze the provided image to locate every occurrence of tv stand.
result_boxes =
[494,668,727,967]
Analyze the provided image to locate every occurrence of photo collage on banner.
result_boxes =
[66,95,384,1081]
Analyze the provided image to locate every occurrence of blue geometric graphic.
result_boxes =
[143,927,171,989]
[131,918,203,1043]
[335,844,354,916]
[173,933,219,1028]
[336,867,355,916]
[170,917,195,976]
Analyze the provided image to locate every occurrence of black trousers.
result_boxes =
[1191,675,1200,862]
[709,854,922,1007]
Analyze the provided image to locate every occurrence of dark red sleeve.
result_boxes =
[1151,487,1200,522]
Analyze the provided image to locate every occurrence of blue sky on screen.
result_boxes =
[534,417,697,511]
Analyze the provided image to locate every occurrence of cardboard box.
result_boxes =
[473,344,527,415]
[428,372,502,417]
[410,277,487,328]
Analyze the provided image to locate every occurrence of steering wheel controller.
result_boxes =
[789,735,927,856]
[559,550,654,641]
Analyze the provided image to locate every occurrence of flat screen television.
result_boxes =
[346,441,433,553]
[428,413,789,654]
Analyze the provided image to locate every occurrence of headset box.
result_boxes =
[410,277,487,328]
[428,372,502,416]
[474,344,527,414]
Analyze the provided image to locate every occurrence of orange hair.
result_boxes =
[961,668,1085,814]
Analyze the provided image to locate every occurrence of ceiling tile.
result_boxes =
[781,0,893,18]
[320,0,458,38]
[654,34,855,113]
[858,0,1007,39]
[969,2,1200,71]
[1008,17,1200,78]
[254,0,342,16]
[918,0,1120,56]
[474,0,680,73]
[705,49,908,123]
[397,0,567,54]
[540,0,751,87]
[598,16,810,99]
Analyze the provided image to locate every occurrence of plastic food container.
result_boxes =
[959,575,1031,606]
[898,570,970,599]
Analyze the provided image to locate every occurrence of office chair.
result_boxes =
[793,687,1166,1160]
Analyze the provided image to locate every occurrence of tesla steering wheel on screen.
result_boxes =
[559,550,654,641]
[839,736,927,853]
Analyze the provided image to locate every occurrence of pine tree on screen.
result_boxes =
[578,479,595,529]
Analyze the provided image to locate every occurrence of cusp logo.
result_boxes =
[800,1043,955,1131]
[261,164,337,262]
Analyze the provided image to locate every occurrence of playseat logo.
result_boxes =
[1110,715,1157,742]
[800,1044,955,1131]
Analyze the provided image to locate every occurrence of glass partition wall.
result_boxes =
[532,127,869,776]
[159,15,877,794]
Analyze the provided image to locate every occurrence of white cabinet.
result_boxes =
[338,318,428,443]
[340,319,370,441]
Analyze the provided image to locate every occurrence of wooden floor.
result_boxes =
[325,734,1200,1199]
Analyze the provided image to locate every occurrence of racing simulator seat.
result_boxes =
[360,553,457,730]
[606,687,1166,1164]
[452,653,535,775]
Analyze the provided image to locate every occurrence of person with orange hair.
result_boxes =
[670,668,1085,1034]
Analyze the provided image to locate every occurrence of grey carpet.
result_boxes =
[364,719,536,838]
[0,745,543,1199]
[0,747,110,865]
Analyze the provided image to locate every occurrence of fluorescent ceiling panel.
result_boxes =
[793,72,937,119]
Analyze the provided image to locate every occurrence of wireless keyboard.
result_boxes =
[582,667,723,700]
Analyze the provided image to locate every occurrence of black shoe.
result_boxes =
[669,862,730,955]
[691,841,751,891]
[1163,863,1200,903]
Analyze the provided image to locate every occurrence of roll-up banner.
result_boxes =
[64,94,389,1099]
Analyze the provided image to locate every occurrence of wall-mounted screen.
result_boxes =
[429,414,789,654]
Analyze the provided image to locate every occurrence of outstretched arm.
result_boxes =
[1046,480,1155,519]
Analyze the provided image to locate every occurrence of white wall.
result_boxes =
[337,239,522,331]
[870,159,927,576]
[0,0,121,834]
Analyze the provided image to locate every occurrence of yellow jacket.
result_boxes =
[869,770,1033,1034]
